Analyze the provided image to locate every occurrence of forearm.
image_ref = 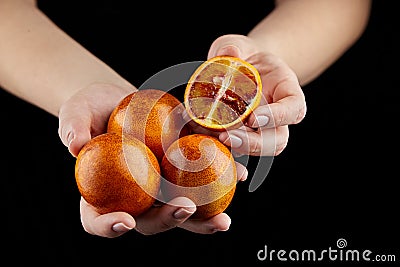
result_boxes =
[248,0,372,85]
[0,0,135,116]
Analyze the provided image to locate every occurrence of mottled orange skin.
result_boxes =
[161,134,237,219]
[75,132,161,217]
[107,89,190,162]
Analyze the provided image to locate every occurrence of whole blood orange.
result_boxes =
[160,134,237,219]
[75,132,161,217]
[184,55,262,131]
[108,89,190,162]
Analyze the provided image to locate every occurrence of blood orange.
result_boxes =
[75,133,161,217]
[160,134,237,219]
[184,56,262,131]
[107,89,190,162]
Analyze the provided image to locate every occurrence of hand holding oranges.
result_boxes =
[62,35,307,237]
[65,84,240,237]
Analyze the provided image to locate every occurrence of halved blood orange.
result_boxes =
[184,55,262,131]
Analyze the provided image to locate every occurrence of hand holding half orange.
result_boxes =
[184,55,262,131]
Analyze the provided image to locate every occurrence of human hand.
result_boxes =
[200,34,307,156]
[58,83,247,237]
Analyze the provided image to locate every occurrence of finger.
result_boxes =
[247,96,306,129]
[249,66,306,129]
[219,126,289,156]
[235,161,248,181]
[208,34,257,59]
[182,109,213,135]
[58,107,92,157]
[64,119,91,157]
[246,104,273,128]
[182,109,220,138]
[79,197,136,238]
[134,197,196,235]
[214,44,241,58]
[179,213,232,234]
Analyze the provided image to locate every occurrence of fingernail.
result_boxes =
[240,168,249,181]
[213,228,229,232]
[208,220,231,232]
[232,151,244,158]
[112,222,133,233]
[252,116,269,128]
[173,208,195,220]
[219,45,241,57]
[67,132,74,148]
[224,135,242,148]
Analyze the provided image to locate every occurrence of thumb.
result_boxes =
[214,44,241,58]
[58,108,92,157]
[207,34,256,59]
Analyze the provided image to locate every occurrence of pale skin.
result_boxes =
[0,0,371,237]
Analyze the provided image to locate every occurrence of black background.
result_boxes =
[2,1,399,266]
